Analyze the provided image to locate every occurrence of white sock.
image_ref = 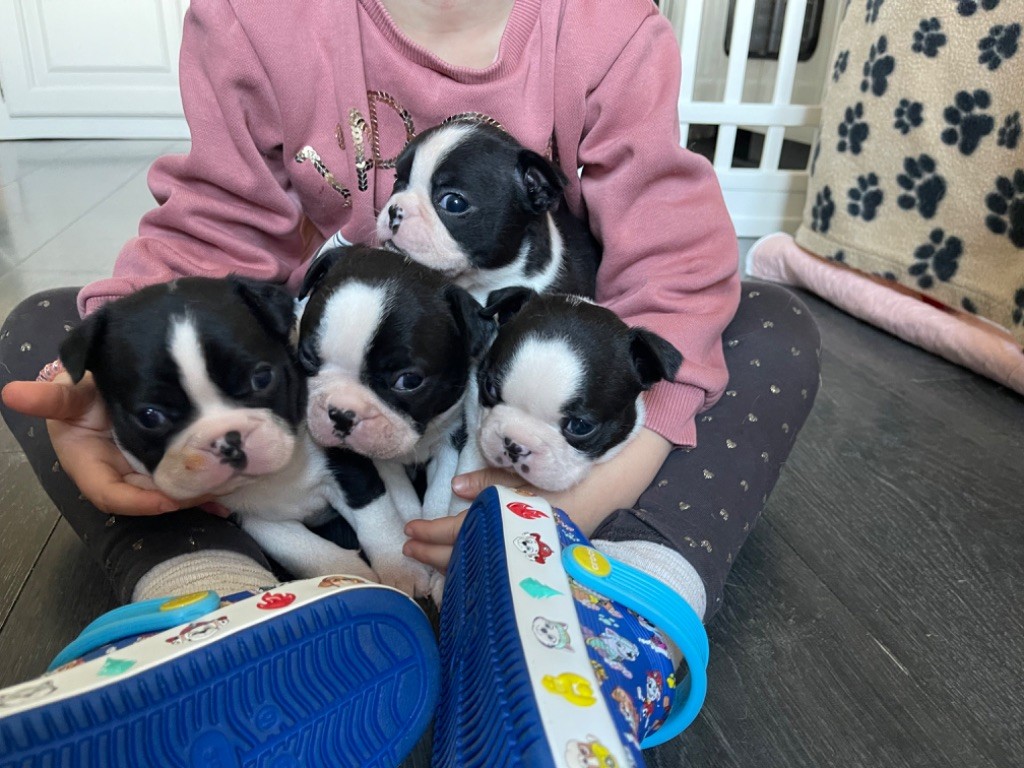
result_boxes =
[131,550,277,602]
[592,538,707,622]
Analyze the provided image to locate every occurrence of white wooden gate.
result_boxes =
[663,0,841,236]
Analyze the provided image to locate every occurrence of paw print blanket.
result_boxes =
[793,0,1023,347]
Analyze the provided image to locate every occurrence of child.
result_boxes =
[0,0,820,763]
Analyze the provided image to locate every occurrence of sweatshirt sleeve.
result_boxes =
[577,10,741,447]
[77,0,305,316]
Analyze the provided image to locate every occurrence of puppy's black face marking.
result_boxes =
[298,246,491,459]
[378,122,601,298]
[60,278,305,491]
[474,294,682,491]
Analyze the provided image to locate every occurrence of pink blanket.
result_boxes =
[748,233,1024,396]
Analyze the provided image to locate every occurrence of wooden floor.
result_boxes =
[1,140,1021,768]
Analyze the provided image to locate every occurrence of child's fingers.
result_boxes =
[405,510,467,545]
[402,539,454,572]
[451,467,524,499]
[77,465,181,516]
[2,379,95,421]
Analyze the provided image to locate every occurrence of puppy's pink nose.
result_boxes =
[388,204,403,233]
[213,430,247,470]
[328,406,357,436]
[503,437,531,462]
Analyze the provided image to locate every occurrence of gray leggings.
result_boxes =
[0,282,820,616]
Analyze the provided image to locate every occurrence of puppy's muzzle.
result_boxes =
[213,430,247,470]
[388,204,404,234]
[503,437,532,463]
[328,406,357,436]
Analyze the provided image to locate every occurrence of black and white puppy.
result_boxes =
[460,288,683,493]
[60,277,376,583]
[376,120,601,303]
[297,245,493,593]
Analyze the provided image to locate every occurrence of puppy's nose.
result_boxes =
[328,406,357,436]
[503,437,531,462]
[215,430,248,470]
[388,204,403,233]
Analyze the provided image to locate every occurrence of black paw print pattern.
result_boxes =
[865,0,884,23]
[942,90,994,156]
[985,170,1024,248]
[955,0,1000,16]
[910,228,963,289]
[979,23,1021,71]
[827,250,847,263]
[838,103,870,154]
[999,112,1021,149]
[894,99,924,134]
[912,18,947,57]
[861,36,895,97]
[833,50,850,82]
[811,187,836,234]
[1012,289,1024,326]
[962,297,979,314]
[897,155,947,219]
[847,173,884,221]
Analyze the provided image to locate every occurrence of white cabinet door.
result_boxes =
[0,0,190,139]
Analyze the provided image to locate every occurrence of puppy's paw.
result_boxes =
[429,571,446,607]
[302,551,378,583]
[374,556,433,598]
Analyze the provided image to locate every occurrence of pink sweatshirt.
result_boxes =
[80,0,740,447]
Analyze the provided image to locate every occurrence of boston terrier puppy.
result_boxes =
[375,120,601,304]
[459,287,683,494]
[297,245,493,593]
[59,277,377,584]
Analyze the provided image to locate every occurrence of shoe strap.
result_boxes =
[563,544,709,748]
[48,591,222,671]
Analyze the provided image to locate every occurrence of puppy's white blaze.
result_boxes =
[169,317,226,411]
[501,336,583,424]
[317,282,390,375]
[408,123,477,197]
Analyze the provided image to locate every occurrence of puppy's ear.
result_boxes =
[230,277,296,343]
[445,285,493,359]
[298,246,347,300]
[515,150,566,213]
[59,310,108,384]
[481,286,537,327]
[296,331,322,376]
[628,328,683,390]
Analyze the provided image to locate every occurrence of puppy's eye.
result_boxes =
[438,193,469,214]
[481,374,500,405]
[562,417,597,438]
[135,407,169,431]
[392,370,425,392]
[251,364,275,392]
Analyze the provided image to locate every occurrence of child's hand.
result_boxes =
[2,375,212,516]
[403,510,468,573]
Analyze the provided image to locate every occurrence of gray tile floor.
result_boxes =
[1,140,1022,768]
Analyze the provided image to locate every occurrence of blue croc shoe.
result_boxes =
[433,486,709,768]
[0,576,439,768]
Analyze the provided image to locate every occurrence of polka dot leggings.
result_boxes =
[592,281,822,621]
[0,282,820,613]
